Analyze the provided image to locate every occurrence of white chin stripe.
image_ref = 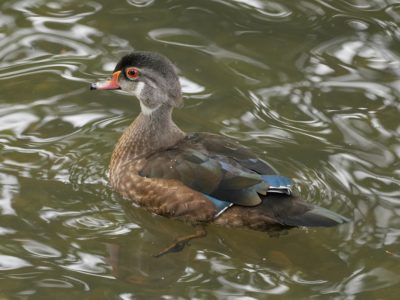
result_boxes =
[140,102,161,115]
[134,82,160,115]
[134,81,145,97]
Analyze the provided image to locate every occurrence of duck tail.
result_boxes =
[278,204,350,227]
[261,194,349,228]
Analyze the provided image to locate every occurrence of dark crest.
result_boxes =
[113,51,177,78]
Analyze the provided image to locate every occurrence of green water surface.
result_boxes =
[1,0,400,299]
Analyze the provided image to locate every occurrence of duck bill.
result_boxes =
[90,71,121,90]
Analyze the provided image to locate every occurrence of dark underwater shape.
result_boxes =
[91,51,349,232]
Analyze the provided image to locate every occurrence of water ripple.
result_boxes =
[1,0,400,298]
[127,0,155,8]
[0,255,31,270]
[233,0,292,21]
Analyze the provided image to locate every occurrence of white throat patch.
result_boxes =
[134,81,160,115]
[140,102,161,116]
[134,81,145,97]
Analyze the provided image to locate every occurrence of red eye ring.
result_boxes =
[126,67,139,80]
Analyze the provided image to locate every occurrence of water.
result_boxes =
[0,0,399,298]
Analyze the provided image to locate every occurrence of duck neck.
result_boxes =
[110,103,185,173]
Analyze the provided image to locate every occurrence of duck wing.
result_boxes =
[196,132,276,175]
[139,133,288,206]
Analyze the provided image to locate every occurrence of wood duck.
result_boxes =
[91,51,348,236]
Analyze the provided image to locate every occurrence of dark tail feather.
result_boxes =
[279,205,350,227]
[263,194,349,228]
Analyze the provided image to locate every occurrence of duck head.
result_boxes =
[91,51,183,114]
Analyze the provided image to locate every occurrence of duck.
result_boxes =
[91,51,348,253]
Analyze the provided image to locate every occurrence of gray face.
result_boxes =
[115,52,183,113]
[118,67,172,113]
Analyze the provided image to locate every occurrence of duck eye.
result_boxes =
[126,67,139,80]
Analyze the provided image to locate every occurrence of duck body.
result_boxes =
[92,51,348,231]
